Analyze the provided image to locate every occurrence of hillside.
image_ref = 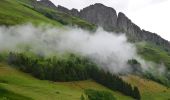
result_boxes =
[0,0,62,26]
[34,0,170,71]
[53,0,170,88]
[0,63,170,100]
[123,75,170,100]
[0,0,95,30]
[0,63,132,100]
[137,42,170,70]
[0,0,170,100]
[55,3,170,52]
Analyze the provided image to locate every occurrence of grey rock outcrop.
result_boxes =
[140,30,170,50]
[57,5,71,14]
[34,1,170,50]
[56,4,117,31]
[117,12,170,50]
[117,12,142,41]
[37,0,57,9]
[79,3,117,31]
[57,6,79,17]
[71,8,79,16]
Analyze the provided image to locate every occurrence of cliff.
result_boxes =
[37,0,57,9]
[79,3,117,31]
[37,0,170,51]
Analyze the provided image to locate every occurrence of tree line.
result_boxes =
[6,52,141,99]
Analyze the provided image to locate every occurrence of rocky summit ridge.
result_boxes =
[37,0,170,51]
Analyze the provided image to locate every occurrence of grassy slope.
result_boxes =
[137,42,170,69]
[1,0,170,99]
[23,0,96,30]
[0,63,132,100]
[1,63,170,100]
[0,0,128,99]
[0,0,95,30]
[122,75,170,100]
[0,0,62,26]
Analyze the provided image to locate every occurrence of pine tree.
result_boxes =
[133,86,141,100]
[80,95,85,100]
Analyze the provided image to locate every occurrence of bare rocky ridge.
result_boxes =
[79,3,117,31]
[37,0,170,51]
[37,0,57,9]
[56,4,117,31]
[117,12,170,51]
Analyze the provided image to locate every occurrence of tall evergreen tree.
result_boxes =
[133,86,141,100]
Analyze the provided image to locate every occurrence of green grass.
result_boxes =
[122,75,170,100]
[0,0,170,99]
[0,0,95,30]
[137,42,170,70]
[0,63,132,100]
[0,0,62,26]
[23,0,96,30]
[83,89,116,100]
[136,42,170,87]
[54,11,96,30]
[0,86,33,100]
[1,63,170,100]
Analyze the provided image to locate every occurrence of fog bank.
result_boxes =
[0,24,163,73]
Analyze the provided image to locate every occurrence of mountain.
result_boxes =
[22,0,170,90]
[79,3,118,31]
[0,0,95,30]
[53,3,170,52]
[52,3,118,31]
[1,0,170,100]
[37,0,57,9]
[14,0,170,52]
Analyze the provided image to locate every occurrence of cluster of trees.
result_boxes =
[8,52,92,81]
[7,52,141,99]
[128,59,170,88]
[82,89,116,100]
[144,70,170,87]
[90,69,141,99]
[128,59,142,74]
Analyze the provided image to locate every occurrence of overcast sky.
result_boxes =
[50,0,170,41]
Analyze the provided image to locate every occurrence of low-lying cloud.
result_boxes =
[0,24,165,74]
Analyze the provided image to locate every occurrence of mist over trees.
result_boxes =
[0,23,144,100]
[5,52,141,99]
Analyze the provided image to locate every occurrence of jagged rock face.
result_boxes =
[117,12,142,41]
[79,3,117,31]
[71,8,79,17]
[34,1,170,50]
[37,0,57,9]
[57,5,71,14]
[140,30,170,50]
[57,6,79,16]
[117,12,130,32]
[116,12,170,50]
[56,4,117,31]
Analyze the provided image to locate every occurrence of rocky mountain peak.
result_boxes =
[36,1,170,51]
[79,3,118,31]
[37,0,57,9]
